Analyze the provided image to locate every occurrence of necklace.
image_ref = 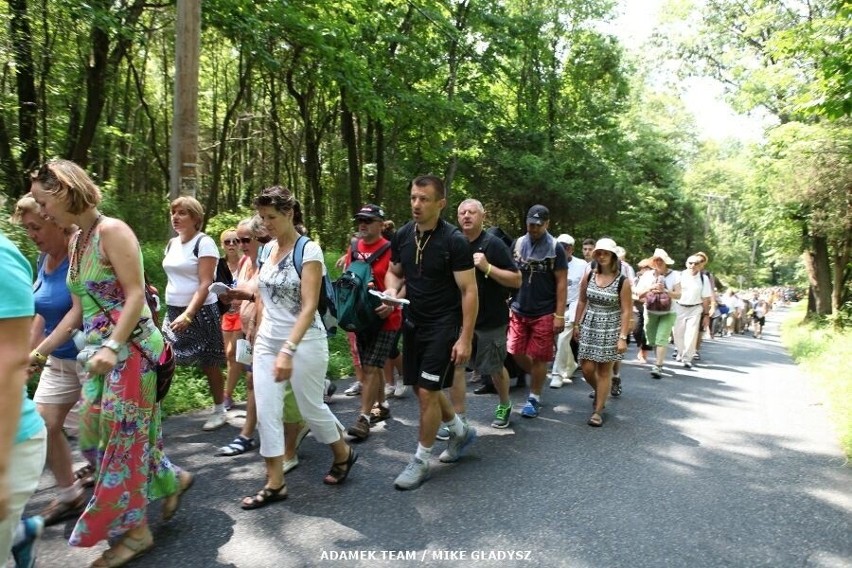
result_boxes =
[414,230,433,275]
[69,214,102,281]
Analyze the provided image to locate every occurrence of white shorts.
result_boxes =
[33,356,85,405]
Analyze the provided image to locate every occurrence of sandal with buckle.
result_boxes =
[588,412,603,427]
[90,532,153,568]
[40,492,88,526]
[217,435,256,457]
[241,483,288,510]
[162,471,195,521]
[323,448,358,486]
[74,464,96,488]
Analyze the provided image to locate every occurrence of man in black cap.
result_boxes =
[507,204,567,418]
[344,204,402,441]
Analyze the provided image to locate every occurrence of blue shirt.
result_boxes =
[34,255,78,360]
[0,233,45,444]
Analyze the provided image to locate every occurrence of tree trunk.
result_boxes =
[803,236,833,316]
[9,0,40,192]
[340,87,361,215]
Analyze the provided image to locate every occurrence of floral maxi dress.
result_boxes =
[66,230,180,546]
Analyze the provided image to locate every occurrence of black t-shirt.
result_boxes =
[391,218,474,327]
[510,234,568,317]
[469,230,517,329]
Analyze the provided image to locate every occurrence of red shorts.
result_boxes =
[507,311,556,362]
[221,311,242,332]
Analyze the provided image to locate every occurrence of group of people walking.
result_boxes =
[2,160,726,567]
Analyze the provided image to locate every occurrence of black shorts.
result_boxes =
[402,322,459,391]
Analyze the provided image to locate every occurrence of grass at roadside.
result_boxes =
[780,303,852,460]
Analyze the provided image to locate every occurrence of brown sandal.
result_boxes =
[588,412,603,427]
[323,448,358,485]
[241,484,288,510]
[40,493,87,526]
[90,532,153,567]
[74,464,96,488]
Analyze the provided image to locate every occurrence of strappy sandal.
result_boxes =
[216,435,256,457]
[40,492,87,526]
[241,484,288,510]
[588,412,603,427]
[162,471,195,521]
[90,532,153,567]
[323,448,358,486]
[74,464,96,488]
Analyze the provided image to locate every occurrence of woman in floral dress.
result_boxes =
[574,238,633,428]
[31,159,193,567]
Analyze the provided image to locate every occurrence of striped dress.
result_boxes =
[577,273,623,363]
[66,229,181,546]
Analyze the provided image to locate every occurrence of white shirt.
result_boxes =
[257,240,326,342]
[638,269,680,314]
[678,270,712,306]
[163,233,219,307]
[565,256,588,322]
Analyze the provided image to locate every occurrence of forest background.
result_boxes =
[0,1,849,430]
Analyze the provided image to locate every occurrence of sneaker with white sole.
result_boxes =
[323,379,337,404]
[491,402,512,429]
[549,374,563,389]
[347,415,371,440]
[202,412,228,431]
[385,383,396,397]
[394,457,430,490]
[439,422,477,463]
[650,365,663,379]
[393,379,408,398]
[435,425,450,441]
[344,381,362,396]
[520,397,541,418]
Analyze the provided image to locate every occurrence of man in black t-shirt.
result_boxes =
[508,205,568,419]
[443,198,521,430]
[385,175,478,490]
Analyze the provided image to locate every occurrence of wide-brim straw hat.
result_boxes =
[651,248,674,265]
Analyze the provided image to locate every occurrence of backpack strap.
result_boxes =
[192,232,207,257]
[365,242,391,265]
[292,235,310,279]
[256,243,271,269]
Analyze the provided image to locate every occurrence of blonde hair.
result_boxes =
[31,160,102,214]
[10,193,40,223]
[220,228,238,243]
[170,196,204,230]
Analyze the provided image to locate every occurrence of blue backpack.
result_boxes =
[258,235,338,336]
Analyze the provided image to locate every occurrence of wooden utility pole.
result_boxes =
[170,0,200,199]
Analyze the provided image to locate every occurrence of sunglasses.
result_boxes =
[223,239,240,245]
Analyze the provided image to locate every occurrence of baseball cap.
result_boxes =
[526,204,549,225]
[353,204,385,222]
[556,234,575,246]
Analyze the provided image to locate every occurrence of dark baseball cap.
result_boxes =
[354,204,385,222]
[526,204,549,225]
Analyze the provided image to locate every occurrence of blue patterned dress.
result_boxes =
[577,273,623,363]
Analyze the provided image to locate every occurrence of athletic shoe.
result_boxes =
[344,381,362,396]
[672,349,678,359]
[369,403,391,424]
[520,397,541,418]
[12,516,44,568]
[549,374,563,389]
[384,383,396,397]
[393,379,408,398]
[435,425,450,441]
[439,423,477,463]
[347,415,371,440]
[323,379,337,404]
[693,352,701,360]
[282,455,299,474]
[202,411,228,431]
[492,402,512,429]
[394,457,430,490]
[223,395,234,411]
[682,361,692,370]
[611,376,622,397]
[650,365,663,379]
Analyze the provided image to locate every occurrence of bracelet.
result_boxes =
[183,313,194,323]
[30,350,47,365]
[103,339,124,354]
[618,335,628,341]
[553,314,565,319]
[279,347,295,357]
[283,340,298,352]
[485,264,493,278]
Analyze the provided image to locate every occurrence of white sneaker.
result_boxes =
[393,379,408,398]
[344,381,362,396]
[202,412,228,431]
[385,383,396,397]
[394,458,430,490]
[549,374,563,389]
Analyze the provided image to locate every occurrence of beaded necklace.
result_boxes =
[69,214,102,282]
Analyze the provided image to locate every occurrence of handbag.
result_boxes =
[86,291,176,402]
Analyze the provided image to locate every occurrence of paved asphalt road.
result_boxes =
[26,304,852,567]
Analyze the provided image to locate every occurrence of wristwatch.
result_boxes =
[618,334,628,341]
[103,339,125,354]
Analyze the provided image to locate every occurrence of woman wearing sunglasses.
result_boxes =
[219,228,244,410]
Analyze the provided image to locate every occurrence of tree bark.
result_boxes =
[340,87,361,215]
[803,235,834,316]
[8,0,40,191]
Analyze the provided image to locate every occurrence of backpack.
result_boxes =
[258,236,338,336]
[334,241,391,333]
[166,233,233,314]
[645,272,672,312]
[585,270,628,295]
